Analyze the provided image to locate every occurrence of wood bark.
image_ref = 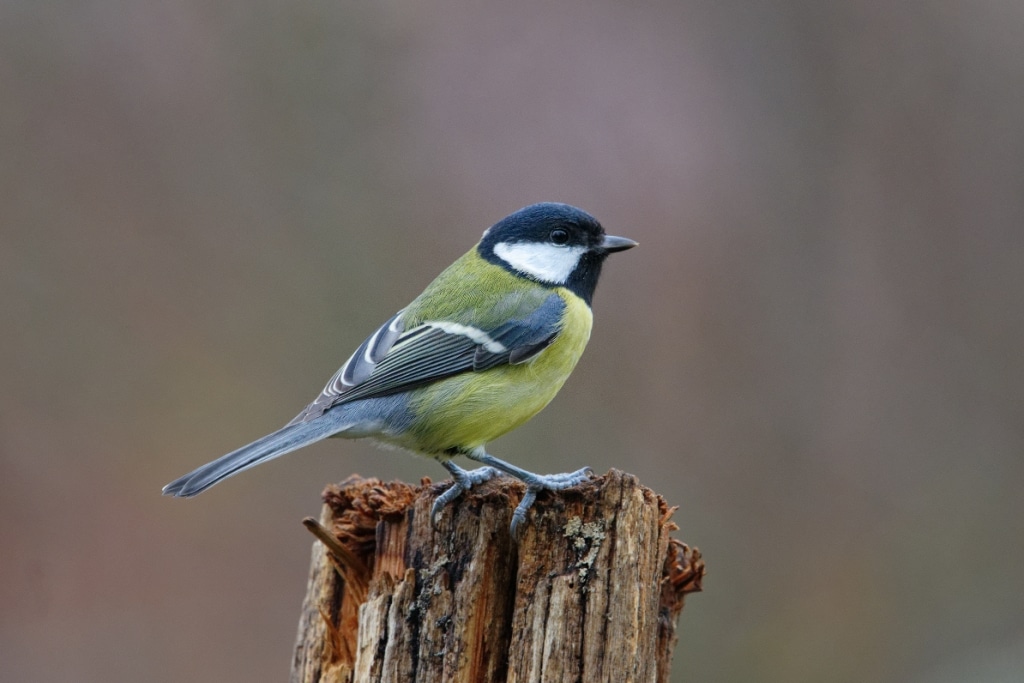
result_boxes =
[291,470,704,683]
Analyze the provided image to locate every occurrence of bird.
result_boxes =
[162,202,637,536]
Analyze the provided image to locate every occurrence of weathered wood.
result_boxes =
[291,470,704,683]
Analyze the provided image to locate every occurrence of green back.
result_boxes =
[402,249,558,331]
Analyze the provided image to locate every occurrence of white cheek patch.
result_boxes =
[493,241,587,284]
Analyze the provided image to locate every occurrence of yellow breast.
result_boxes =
[403,289,593,455]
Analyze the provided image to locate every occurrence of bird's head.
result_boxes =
[478,203,637,304]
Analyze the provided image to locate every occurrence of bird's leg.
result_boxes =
[431,460,502,524]
[464,446,594,537]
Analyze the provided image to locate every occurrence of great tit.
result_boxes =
[163,202,637,535]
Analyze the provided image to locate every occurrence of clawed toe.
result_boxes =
[437,449,597,538]
[510,488,538,538]
[430,483,465,523]
[536,466,594,487]
[508,466,596,539]
[431,463,502,526]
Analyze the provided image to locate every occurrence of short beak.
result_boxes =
[600,234,639,253]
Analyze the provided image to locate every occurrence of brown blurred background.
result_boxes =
[3,1,1023,681]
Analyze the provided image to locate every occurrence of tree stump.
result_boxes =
[291,469,704,683]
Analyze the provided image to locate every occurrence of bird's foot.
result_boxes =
[431,461,502,525]
[510,466,594,538]
[443,447,597,538]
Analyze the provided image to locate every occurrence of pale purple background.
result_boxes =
[3,1,1023,681]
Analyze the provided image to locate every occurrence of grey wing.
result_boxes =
[289,294,566,423]
[287,311,404,424]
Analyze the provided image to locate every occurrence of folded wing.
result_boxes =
[290,293,565,424]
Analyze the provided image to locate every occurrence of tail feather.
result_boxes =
[162,418,341,498]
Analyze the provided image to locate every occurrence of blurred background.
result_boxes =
[2,0,1023,681]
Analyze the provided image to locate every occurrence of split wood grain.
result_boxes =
[291,470,703,683]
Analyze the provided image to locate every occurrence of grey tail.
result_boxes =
[162,417,341,498]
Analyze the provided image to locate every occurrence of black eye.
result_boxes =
[550,229,570,245]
